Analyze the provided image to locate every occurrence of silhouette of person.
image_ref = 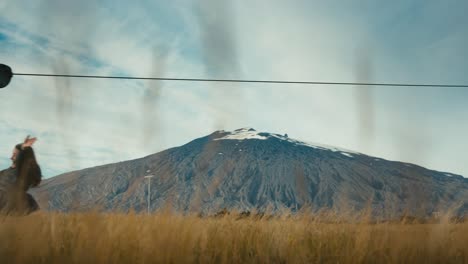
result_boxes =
[0,136,42,214]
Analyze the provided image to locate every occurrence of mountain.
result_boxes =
[31,128,468,217]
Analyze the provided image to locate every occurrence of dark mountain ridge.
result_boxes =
[31,128,468,217]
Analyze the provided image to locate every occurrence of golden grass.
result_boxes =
[0,211,467,264]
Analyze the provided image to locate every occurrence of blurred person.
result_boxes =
[0,136,42,214]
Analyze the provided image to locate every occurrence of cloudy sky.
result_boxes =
[0,0,467,178]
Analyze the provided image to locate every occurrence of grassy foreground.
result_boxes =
[0,212,467,264]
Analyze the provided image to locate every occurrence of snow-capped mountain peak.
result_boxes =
[215,128,358,157]
[31,128,468,216]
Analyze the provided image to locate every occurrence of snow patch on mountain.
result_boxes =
[215,128,358,157]
[217,128,268,140]
[341,152,354,158]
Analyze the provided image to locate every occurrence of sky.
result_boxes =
[0,0,467,178]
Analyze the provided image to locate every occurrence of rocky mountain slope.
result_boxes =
[31,128,468,217]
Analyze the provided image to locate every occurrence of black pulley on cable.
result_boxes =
[0,64,13,88]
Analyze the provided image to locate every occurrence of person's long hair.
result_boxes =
[15,146,42,191]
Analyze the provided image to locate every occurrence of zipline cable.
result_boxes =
[11,72,468,88]
[1,63,468,88]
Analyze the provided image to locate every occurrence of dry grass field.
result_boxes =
[0,211,467,264]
